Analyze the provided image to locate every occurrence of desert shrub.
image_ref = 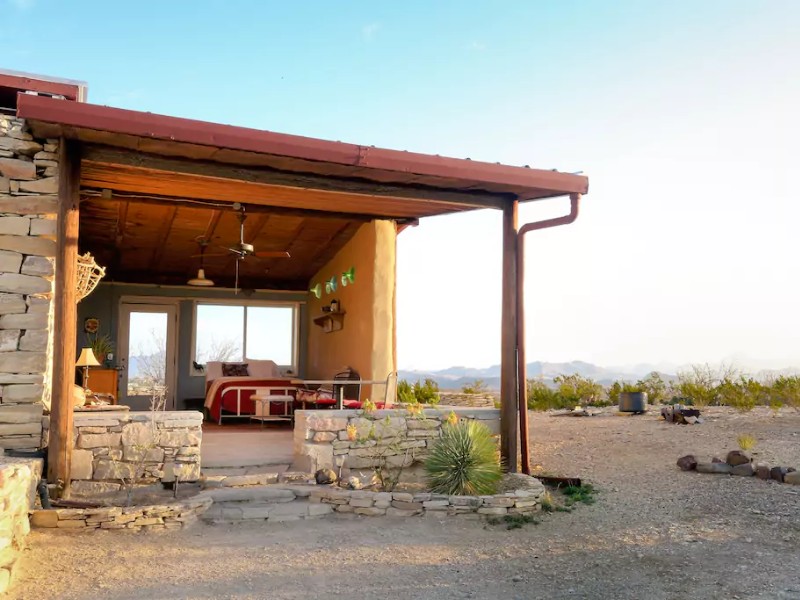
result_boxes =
[425,420,502,495]
[770,375,800,410]
[636,372,668,404]
[527,379,570,411]
[554,374,608,407]
[675,364,738,407]
[397,378,440,405]
[462,379,488,395]
[718,376,767,412]
[737,434,757,451]
[397,380,416,404]
[414,378,440,405]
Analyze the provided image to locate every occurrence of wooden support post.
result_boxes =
[48,139,81,496]
[500,200,519,472]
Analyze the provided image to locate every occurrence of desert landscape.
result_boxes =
[9,406,799,600]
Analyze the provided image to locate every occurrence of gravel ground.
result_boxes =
[9,407,800,600]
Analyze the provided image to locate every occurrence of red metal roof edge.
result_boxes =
[0,72,84,102]
[16,94,588,197]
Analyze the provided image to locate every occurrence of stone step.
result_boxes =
[200,467,313,489]
[202,498,334,523]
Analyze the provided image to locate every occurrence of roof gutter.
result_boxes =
[516,193,581,474]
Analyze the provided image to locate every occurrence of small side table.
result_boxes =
[250,392,293,427]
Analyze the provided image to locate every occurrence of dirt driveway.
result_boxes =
[9,407,800,600]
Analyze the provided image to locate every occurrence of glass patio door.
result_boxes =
[117,303,178,411]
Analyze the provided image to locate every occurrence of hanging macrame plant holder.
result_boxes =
[75,252,106,302]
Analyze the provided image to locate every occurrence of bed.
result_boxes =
[203,359,297,424]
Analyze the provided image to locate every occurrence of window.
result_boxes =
[192,303,296,372]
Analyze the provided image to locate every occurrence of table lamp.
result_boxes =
[76,347,100,391]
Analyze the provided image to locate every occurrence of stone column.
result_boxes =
[0,115,58,450]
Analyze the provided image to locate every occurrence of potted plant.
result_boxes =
[88,333,114,366]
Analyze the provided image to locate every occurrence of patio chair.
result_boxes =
[295,368,361,409]
[341,371,397,409]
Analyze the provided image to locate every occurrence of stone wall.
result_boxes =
[0,457,43,593]
[0,115,58,451]
[438,392,497,408]
[41,411,203,494]
[30,496,212,531]
[293,407,500,473]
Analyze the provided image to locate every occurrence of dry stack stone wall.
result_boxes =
[0,457,42,593]
[41,411,203,494]
[0,115,58,451]
[294,407,501,473]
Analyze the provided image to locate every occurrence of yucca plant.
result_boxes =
[425,420,502,495]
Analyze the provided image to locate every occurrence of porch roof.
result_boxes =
[16,93,589,290]
[16,94,588,219]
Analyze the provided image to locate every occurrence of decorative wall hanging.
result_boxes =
[310,283,322,299]
[341,267,355,286]
[84,318,100,334]
[325,276,338,294]
[76,252,106,302]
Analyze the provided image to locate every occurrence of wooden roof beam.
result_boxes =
[149,206,178,269]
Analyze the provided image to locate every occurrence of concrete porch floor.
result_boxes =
[201,424,294,469]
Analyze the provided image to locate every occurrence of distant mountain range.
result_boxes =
[399,360,800,391]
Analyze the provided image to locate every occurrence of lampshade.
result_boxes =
[76,347,101,368]
[187,268,214,287]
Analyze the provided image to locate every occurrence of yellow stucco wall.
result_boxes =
[306,220,396,400]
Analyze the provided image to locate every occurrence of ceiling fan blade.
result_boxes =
[253,251,291,258]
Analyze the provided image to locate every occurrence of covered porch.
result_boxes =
[11,86,588,493]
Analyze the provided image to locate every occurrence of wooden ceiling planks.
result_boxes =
[77,197,362,290]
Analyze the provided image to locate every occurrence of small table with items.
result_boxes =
[250,388,295,426]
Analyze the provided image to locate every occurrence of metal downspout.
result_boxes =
[517,193,581,474]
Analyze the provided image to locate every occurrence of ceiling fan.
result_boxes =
[191,202,290,292]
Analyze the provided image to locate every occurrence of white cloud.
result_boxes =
[362,22,381,41]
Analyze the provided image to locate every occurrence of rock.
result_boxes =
[771,467,790,482]
[0,195,58,215]
[677,455,698,471]
[712,457,724,463]
[0,403,42,423]
[0,312,48,329]
[0,138,43,156]
[346,476,362,490]
[20,256,53,277]
[0,329,19,352]
[0,218,29,236]
[785,472,800,485]
[19,330,48,352]
[0,250,22,274]
[756,463,771,480]
[0,294,25,314]
[0,351,47,374]
[2,384,43,402]
[18,177,58,194]
[0,158,36,180]
[726,451,750,466]
[70,449,94,480]
[0,235,56,258]
[315,468,338,485]
[731,463,755,477]
[696,462,732,474]
[683,416,700,425]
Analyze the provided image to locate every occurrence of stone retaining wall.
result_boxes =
[0,457,43,593]
[30,496,212,532]
[438,392,497,408]
[43,411,203,494]
[309,486,545,517]
[293,407,500,473]
[0,116,59,451]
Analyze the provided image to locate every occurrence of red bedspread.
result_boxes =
[204,377,296,423]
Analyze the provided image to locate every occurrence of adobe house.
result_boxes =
[0,69,588,494]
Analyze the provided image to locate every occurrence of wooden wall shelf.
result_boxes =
[313,311,345,333]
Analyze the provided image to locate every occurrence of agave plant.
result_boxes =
[425,420,502,495]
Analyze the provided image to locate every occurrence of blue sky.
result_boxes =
[4,1,799,370]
